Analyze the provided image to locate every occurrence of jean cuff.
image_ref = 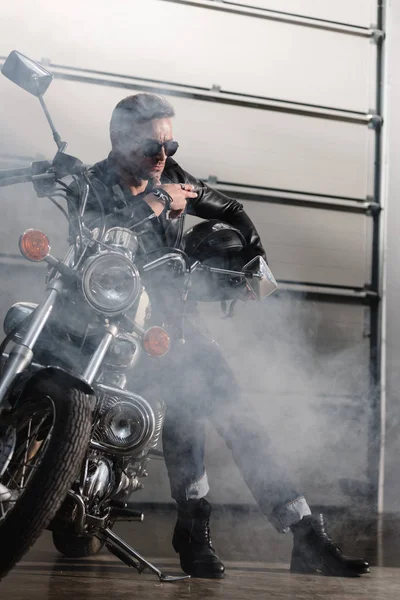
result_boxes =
[269,496,312,533]
[171,470,210,503]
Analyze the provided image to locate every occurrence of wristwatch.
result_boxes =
[151,188,172,211]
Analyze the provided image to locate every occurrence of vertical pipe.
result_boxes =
[376,1,390,519]
[368,0,385,509]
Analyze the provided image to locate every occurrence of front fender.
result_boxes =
[23,366,94,397]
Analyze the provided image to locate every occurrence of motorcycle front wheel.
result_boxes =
[0,379,92,579]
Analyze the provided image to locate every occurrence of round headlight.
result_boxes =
[82,253,141,315]
[100,399,154,452]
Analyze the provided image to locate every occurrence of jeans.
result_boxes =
[137,315,311,533]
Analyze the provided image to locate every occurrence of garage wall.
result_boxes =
[0,0,378,509]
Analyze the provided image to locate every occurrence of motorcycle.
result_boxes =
[0,51,278,581]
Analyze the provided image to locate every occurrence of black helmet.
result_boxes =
[182,220,247,302]
[182,220,246,262]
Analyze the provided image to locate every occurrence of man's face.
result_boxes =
[113,117,173,183]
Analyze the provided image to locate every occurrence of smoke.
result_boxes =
[0,93,372,520]
[195,292,371,510]
[0,2,377,543]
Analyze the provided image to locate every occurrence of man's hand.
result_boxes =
[161,183,198,218]
[144,184,198,218]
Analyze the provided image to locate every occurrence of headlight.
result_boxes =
[95,395,155,454]
[82,252,141,315]
[102,402,146,448]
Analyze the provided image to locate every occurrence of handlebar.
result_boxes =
[142,253,188,273]
[142,251,252,281]
[0,172,55,188]
[0,166,32,179]
[0,153,85,191]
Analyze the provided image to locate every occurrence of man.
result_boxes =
[77,92,369,579]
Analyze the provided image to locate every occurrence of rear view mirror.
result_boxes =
[1,50,53,97]
[243,256,278,300]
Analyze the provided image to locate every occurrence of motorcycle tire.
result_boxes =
[0,379,92,579]
[52,531,104,558]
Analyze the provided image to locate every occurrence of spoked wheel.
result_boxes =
[0,380,92,579]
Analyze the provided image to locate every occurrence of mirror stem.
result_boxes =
[38,95,67,152]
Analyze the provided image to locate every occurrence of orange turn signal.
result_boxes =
[19,229,50,262]
[143,326,170,357]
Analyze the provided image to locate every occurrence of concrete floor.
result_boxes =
[2,507,400,600]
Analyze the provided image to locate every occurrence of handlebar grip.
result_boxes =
[0,172,55,188]
[0,166,32,180]
[0,174,32,187]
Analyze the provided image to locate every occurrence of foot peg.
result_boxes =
[99,527,190,582]
[110,506,144,522]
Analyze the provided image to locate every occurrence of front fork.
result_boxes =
[82,324,118,385]
[0,279,63,409]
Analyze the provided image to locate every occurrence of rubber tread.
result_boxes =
[0,380,91,578]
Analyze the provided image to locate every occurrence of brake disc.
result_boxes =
[0,426,16,478]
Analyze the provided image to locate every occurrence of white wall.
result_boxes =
[0,0,379,508]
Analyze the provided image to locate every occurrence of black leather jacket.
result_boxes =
[76,153,266,263]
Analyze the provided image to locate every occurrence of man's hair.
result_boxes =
[110,93,175,140]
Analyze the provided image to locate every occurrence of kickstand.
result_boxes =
[99,527,190,582]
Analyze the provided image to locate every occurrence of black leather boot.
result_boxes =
[290,514,370,577]
[172,498,225,578]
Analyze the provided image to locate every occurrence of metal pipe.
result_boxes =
[82,325,118,385]
[276,279,378,304]
[25,60,369,117]
[79,181,90,217]
[22,285,60,348]
[142,253,187,272]
[204,180,369,203]
[38,95,66,151]
[218,188,379,215]
[376,1,391,543]
[367,0,385,512]
[0,56,377,125]
[0,175,33,187]
[160,0,379,38]
[101,527,190,581]
[53,72,373,125]
[202,265,245,277]
[278,279,378,294]
[0,167,31,179]
[0,285,60,405]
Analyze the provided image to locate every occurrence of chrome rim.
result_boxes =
[0,398,55,523]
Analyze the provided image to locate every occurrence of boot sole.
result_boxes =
[179,560,226,579]
[291,564,370,577]
[186,572,225,579]
[173,541,225,579]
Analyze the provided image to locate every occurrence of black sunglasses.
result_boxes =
[141,139,179,158]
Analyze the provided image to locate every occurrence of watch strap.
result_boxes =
[151,187,172,211]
